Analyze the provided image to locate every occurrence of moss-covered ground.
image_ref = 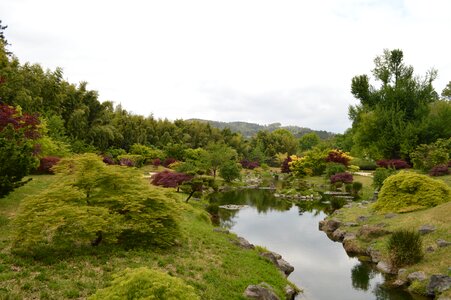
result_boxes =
[0,175,294,299]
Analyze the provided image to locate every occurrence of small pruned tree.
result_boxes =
[151,170,193,191]
[13,154,180,254]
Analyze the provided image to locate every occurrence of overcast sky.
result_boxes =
[1,0,450,133]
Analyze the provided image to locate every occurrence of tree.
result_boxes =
[219,161,242,182]
[299,132,320,152]
[349,49,439,159]
[0,104,40,197]
[441,81,451,100]
[204,143,237,179]
[13,154,180,253]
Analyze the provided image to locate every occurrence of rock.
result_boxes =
[344,222,358,227]
[385,213,398,219]
[343,239,363,255]
[367,248,382,263]
[343,204,352,208]
[244,282,280,300]
[419,224,436,235]
[392,279,407,287]
[213,228,229,234]
[356,215,369,222]
[376,261,395,274]
[236,237,255,249]
[426,275,451,297]
[398,268,407,276]
[332,228,346,241]
[319,219,342,233]
[426,246,435,253]
[357,225,390,240]
[277,258,295,276]
[436,239,451,247]
[343,233,356,242]
[407,271,427,282]
[284,285,297,300]
[260,252,281,265]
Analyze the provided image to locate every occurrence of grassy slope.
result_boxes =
[327,174,451,297]
[0,175,292,299]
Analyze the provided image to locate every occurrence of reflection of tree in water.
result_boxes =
[372,281,415,300]
[351,262,375,291]
[296,201,329,216]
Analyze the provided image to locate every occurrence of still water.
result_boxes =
[210,190,422,300]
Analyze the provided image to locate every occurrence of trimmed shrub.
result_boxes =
[117,154,145,167]
[88,267,199,300]
[374,171,451,213]
[163,157,177,168]
[429,164,450,177]
[330,172,353,184]
[352,181,363,196]
[153,158,161,166]
[410,138,451,172]
[376,159,410,170]
[387,230,423,268]
[281,156,292,173]
[37,156,61,174]
[102,155,115,165]
[373,167,396,190]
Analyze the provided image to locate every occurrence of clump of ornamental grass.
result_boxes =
[387,229,423,268]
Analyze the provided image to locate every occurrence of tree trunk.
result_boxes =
[91,231,103,246]
[185,190,195,202]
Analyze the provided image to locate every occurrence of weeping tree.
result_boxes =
[13,154,181,254]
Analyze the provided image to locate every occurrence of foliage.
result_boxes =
[299,132,320,152]
[428,164,450,177]
[373,167,396,190]
[376,159,410,170]
[13,154,180,253]
[151,171,193,190]
[330,172,353,184]
[288,155,312,177]
[117,154,145,167]
[281,156,292,173]
[102,155,115,165]
[34,136,71,158]
[163,157,177,167]
[350,157,377,170]
[410,138,451,172]
[387,230,423,268]
[325,163,347,178]
[203,143,237,178]
[0,104,41,197]
[180,175,216,202]
[325,149,352,166]
[219,161,242,182]
[129,143,165,163]
[240,159,259,170]
[88,267,199,300]
[373,171,451,212]
[352,181,363,197]
[349,49,439,159]
[36,156,60,174]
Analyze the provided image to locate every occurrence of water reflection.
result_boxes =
[213,190,421,300]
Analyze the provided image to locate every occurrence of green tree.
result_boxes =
[349,49,438,159]
[204,143,237,179]
[441,81,451,100]
[219,161,242,182]
[299,132,320,152]
[13,154,180,253]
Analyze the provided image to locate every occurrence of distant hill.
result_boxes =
[186,119,335,139]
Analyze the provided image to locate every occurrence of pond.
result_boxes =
[210,189,425,300]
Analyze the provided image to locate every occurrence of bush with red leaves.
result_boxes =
[151,170,193,189]
[153,158,161,166]
[330,172,353,184]
[281,156,292,173]
[0,104,40,139]
[102,156,115,165]
[429,164,450,177]
[240,159,259,170]
[163,157,177,167]
[376,159,410,170]
[325,149,351,166]
[37,156,61,174]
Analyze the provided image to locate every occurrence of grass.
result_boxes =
[0,175,294,299]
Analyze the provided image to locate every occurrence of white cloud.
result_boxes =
[1,0,450,133]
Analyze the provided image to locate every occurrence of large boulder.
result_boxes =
[426,275,451,297]
[236,237,255,249]
[357,225,390,240]
[277,258,294,276]
[407,271,427,282]
[244,282,280,300]
[319,219,342,233]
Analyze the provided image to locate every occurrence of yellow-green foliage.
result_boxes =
[89,267,199,300]
[13,154,180,253]
[373,171,451,213]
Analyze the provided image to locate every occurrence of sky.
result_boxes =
[1,0,450,133]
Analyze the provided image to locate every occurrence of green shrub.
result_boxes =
[117,154,145,167]
[373,171,451,213]
[89,267,199,300]
[410,138,450,171]
[219,161,242,182]
[350,157,377,170]
[13,154,180,254]
[372,167,396,190]
[387,230,423,268]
